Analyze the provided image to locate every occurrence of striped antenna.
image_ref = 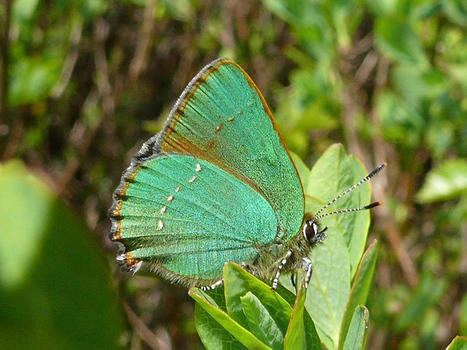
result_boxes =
[314,201,383,221]
[313,162,387,220]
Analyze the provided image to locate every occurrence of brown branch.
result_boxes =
[340,36,419,288]
[370,57,419,288]
[56,18,114,196]
[355,50,378,84]
[128,0,157,85]
[382,209,418,288]
[2,117,22,160]
[94,17,114,118]
[51,17,83,98]
[340,87,372,167]
[123,302,170,350]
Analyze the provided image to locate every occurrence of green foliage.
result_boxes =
[304,144,371,278]
[446,336,467,350]
[0,161,122,349]
[395,273,446,332]
[416,159,467,203]
[190,146,378,350]
[339,241,379,349]
[191,264,318,350]
[286,145,370,349]
[342,306,369,350]
[375,17,428,66]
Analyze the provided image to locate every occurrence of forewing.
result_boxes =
[110,154,277,287]
[154,59,304,240]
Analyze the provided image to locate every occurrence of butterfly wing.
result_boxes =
[152,59,304,240]
[111,154,277,287]
[111,59,304,286]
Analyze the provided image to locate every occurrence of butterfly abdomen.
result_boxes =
[248,234,311,282]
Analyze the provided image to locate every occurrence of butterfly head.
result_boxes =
[301,162,387,247]
[302,219,327,246]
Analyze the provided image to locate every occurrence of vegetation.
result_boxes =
[0,0,465,349]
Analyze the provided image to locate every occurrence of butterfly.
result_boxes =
[110,58,384,290]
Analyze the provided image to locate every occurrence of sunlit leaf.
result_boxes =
[189,288,271,349]
[241,292,283,350]
[460,294,467,336]
[396,274,446,331]
[284,278,306,350]
[339,241,378,349]
[290,152,311,191]
[342,306,369,350]
[223,263,293,335]
[306,144,371,279]
[285,144,372,348]
[446,336,467,350]
[375,17,427,65]
[416,159,467,203]
[195,302,245,350]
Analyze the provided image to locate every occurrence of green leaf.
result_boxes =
[224,263,320,349]
[365,0,399,17]
[375,17,427,65]
[443,0,467,28]
[460,294,467,335]
[9,56,63,106]
[446,336,467,350]
[0,161,122,349]
[339,241,379,349]
[377,90,424,148]
[284,278,307,350]
[189,288,271,350]
[302,212,349,349]
[241,292,284,350]
[301,144,374,348]
[279,274,322,350]
[224,263,293,335]
[195,303,246,350]
[291,152,311,191]
[158,0,195,22]
[12,0,39,24]
[302,303,323,350]
[342,306,369,350]
[396,273,446,331]
[392,65,449,108]
[416,158,467,203]
[306,143,370,279]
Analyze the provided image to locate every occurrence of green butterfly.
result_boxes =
[110,58,384,290]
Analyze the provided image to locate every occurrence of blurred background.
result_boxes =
[0,0,465,349]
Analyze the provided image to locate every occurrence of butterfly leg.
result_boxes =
[201,279,224,291]
[302,257,313,288]
[240,262,252,272]
[272,250,293,290]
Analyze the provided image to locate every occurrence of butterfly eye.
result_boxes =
[303,220,319,243]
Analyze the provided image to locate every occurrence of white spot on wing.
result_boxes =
[195,163,202,172]
[160,206,167,214]
[157,219,164,230]
[188,176,196,183]
[167,195,174,202]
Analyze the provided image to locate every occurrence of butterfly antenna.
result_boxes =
[314,201,383,221]
[313,162,387,219]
